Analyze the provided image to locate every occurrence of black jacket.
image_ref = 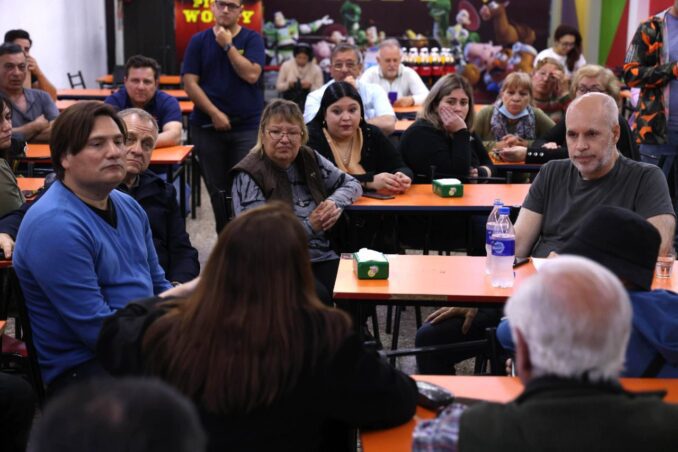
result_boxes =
[307,122,413,183]
[118,170,199,283]
[460,376,678,452]
[97,296,418,452]
[526,113,640,163]
[400,119,494,182]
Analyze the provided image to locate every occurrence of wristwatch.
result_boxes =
[223,43,232,53]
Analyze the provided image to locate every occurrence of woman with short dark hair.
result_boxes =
[534,24,586,77]
[0,92,25,218]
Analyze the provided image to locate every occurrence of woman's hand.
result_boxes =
[369,172,405,194]
[425,307,478,334]
[309,200,342,232]
[496,146,527,162]
[468,167,479,183]
[541,141,558,150]
[502,134,528,148]
[394,172,412,193]
[159,277,200,298]
[439,104,467,133]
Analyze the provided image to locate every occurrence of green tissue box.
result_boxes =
[353,249,389,280]
[432,178,463,197]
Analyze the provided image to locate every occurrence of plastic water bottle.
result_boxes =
[491,206,515,288]
[485,199,504,275]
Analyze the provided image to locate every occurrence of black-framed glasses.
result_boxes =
[266,129,303,141]
[332,61,357,70]
[213,1,242,11]
[576,85,604,95]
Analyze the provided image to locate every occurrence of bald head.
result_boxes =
[567,92,618,128]
[506,256,631,382]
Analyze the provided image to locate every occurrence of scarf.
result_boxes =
[489,102,536,141]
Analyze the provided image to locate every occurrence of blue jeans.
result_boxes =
[191,126,257,232]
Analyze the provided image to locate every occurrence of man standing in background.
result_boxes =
[182,0,265,232]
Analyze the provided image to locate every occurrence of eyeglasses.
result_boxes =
[266,129,303,141]
[213,1,242,11]
[332,61,357,71]
[557,40,576,49]
[576,85,605,95]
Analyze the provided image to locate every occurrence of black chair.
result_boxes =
[2,269,45,405]
[383,327,503,375]
[67,70,86,89]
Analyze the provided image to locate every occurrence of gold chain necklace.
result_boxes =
[337,135,354,166]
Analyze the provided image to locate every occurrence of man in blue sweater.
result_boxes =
[13,102,172,395]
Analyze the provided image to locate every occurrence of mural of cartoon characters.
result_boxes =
[340,0,366,45]
[428,0,452,46]
[479,0,536,46]
[263,11,333,64]
[312,24,349,78]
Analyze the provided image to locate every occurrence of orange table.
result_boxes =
[24,144,193,215]
[57,89,189,100]
[348,184,528,212]
[57,99,194,116]
[393,105,420,115]
[334,255,535,305]
[96,74,181,87]
[361,375,678,452]
[334,255,678,305]
[394,119,414,135]
[17,177,44,193]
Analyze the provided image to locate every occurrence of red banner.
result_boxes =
[174,0,263,65]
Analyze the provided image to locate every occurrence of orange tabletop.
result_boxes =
[55,99,79,111]
[17,177,44,193]
[97,74,181,86]
[394,119,414,133]
[361,375,678,452]
[25,144,193,165]
[57,88,188,100]
[57,89,114,99]
[179,101,194,114]
[333,255,536,303]
[348,184,528,212]
[393,105,420,115]
[489,153,543,171]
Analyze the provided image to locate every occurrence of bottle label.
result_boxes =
[486,229,493,244]
[492,238,515,256]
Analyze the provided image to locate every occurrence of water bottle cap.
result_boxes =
[498,206,510,215]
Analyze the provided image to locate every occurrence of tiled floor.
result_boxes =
[186,182,476,376]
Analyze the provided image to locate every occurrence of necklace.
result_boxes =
[336,135,354,166]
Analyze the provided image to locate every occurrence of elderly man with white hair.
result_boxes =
[359,38,429,107]
[414,256,678,451]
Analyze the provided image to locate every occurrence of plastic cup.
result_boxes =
[656,252,675,279]
[388,91,398,105]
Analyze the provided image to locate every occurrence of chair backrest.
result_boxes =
[112,65,126,87]
[67,70,86,89]
[8,268,46,405]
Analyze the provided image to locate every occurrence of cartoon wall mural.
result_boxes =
[254,0,551,97]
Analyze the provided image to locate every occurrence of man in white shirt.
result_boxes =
[303,43,396,135]
[360,38,429,107]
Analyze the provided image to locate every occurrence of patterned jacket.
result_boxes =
[624,8,678,145]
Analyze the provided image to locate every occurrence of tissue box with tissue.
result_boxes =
[353,248,389,279]
[432,178,463,197]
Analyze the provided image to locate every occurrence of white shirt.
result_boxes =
[303,79,396,123]
[359,64,430,105]
[534,47,586,77]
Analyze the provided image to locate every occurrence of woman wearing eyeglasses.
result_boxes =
[499,65,639,163]
[0,93,24,219]
[534,24,586,77]
[228,99,362,306]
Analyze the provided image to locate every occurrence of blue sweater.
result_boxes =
[13,181,171,383]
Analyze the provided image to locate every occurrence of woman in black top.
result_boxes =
[98,202,417,452]
[307,81,413,193]
[399,73,494,182]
